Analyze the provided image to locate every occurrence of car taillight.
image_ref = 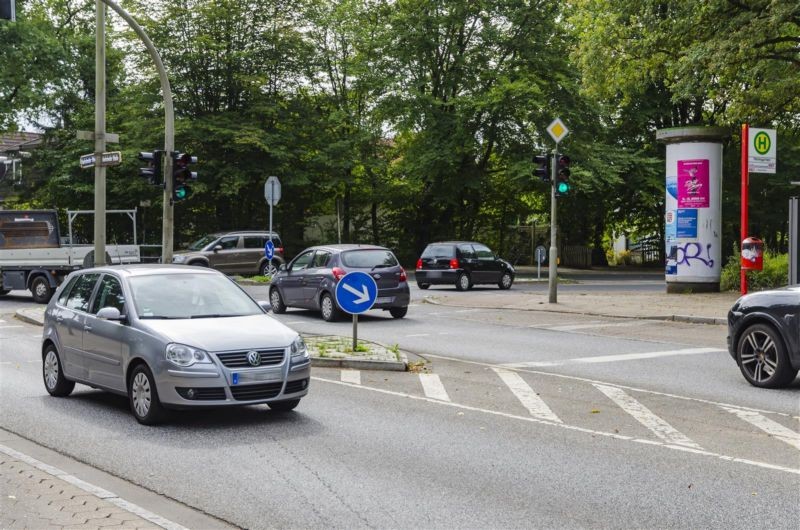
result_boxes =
[332,267,346,281]
[449,258,459,269]
[416,259,422,270]
[399,267,407,282]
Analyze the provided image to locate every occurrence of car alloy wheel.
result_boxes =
[31,276,53,304]
[42,346,74,397]
[128,365,166,425]
[131,372,152,418]
[456,272,471,291]
[270,288,286,314]
[737,323,797,388]
[260,261,278,277]
[320,293,340,322]
[499,272,513,290]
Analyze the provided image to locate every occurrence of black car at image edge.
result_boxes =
[269,244,410,321]
[415,241,514,291]
[727,286,800,388]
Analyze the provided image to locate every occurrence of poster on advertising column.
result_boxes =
[677,159,709,208]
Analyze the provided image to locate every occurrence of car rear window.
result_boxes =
[341,249,398,268]
[421,244,455,258]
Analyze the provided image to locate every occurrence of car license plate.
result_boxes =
[427,271,441,278]
[376,296,394,304]
[233,370,282,384]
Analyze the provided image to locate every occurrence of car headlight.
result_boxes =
[165,343,211,367]
[290,336,309,362]
[172,255,186,263]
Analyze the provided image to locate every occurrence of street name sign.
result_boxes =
[335,271,378,315]
[748,128,776,174]
[265,176,281,206]
[264,239,275,259]
[79,151,122,169]
[547,118,569,144]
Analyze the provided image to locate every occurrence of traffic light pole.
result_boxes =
[548,150,558,303]
[97,0,175,263]
[93,0,107,266]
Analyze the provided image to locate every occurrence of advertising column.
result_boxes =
[657,127,728,293]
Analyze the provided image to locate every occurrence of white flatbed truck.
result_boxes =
[0,210,140,303]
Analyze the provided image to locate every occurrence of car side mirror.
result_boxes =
[279,263,287,271]
[257,300,272,312]
[97,307,125,321]
[213,244,223,252]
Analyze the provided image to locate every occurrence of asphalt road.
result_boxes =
[1,284,799,529]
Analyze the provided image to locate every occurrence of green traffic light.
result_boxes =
[557,182,570,194]
[175,187,187,200]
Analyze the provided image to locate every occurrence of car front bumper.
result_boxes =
[156,358,311,408]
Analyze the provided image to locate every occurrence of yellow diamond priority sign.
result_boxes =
[547,118,569,144]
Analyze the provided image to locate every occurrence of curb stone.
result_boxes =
[15,308,45,327]
[310,357,407,371]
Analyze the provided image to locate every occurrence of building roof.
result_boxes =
[0,132,43,154]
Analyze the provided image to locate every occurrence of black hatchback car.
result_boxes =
[415,241,514,291]
[727,286,800,388]
[269,244,410,321]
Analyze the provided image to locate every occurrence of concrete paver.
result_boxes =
[0,454,159,530]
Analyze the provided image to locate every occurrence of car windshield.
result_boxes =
[421,245,455,258]
[129,273,262,319]
[187,234,218,251]
[341,249,398,268]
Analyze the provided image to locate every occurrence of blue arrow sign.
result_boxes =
[264,239,275,260]
[335,271,378,315]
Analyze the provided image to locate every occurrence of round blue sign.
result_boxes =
[335,271,378,315]
[264,239,275,259]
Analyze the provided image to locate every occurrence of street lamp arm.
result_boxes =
[99,0,175,262]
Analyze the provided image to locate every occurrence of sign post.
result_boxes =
[545,118,569,303]
[264,176,281,275]
[335,271,378,350]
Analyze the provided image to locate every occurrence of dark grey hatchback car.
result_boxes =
[269,244,410,321]
[415,241,514,291]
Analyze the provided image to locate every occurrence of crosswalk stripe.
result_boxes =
[504,347,723,368]
[723,407,800,451]
[340,369,361,385]
[594,384,702,449]
[418,374,450,402]
[492,368,562,423]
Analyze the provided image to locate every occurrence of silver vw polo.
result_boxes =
[41,264,310,424]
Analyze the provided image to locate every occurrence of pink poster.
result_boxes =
[677,159,709,208]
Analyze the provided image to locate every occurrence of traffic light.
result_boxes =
[172,152,197,202]
[138,150,163,185]
[555,154,571,197]
[0,0,15,21]
[533,154,550,182]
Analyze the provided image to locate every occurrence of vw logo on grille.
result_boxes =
[247,350,261,367]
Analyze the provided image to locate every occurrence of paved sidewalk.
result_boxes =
[0,447,166,530]
[423,289,740,325]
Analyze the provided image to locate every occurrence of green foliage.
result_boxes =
[720,246,789,292]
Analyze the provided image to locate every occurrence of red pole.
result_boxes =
[740,124,749,295]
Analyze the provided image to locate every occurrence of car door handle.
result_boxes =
[83,325,92,332]
[56,316,64,323]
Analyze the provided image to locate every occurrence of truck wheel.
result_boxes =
[31,276,54,304]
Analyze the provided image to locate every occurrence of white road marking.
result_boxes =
[0,444,188,530]
[340,369,361,385]
[545,321,648,332]
[723,407,800,451]
[312,376,800,476]
[406,333,430,337]
[492,368,562,423]
[504,347,724,368]
[528,320,603,329]
[0,325,24,329]
[418,373,451,402]
[453,309,480,314]
[427,351,797,419]
[286,321,306,325]
[594,384,702,449]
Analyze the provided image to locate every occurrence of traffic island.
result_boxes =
[305,335,408,371]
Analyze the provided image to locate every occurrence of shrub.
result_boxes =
[720,244,788,291]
